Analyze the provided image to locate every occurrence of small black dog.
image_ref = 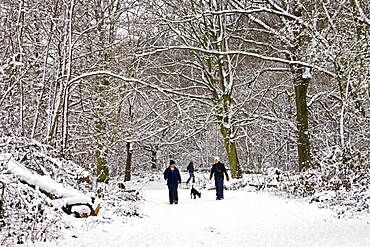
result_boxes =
[190,185,201,199]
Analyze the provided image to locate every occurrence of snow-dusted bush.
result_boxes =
[261,164,370,217]
[95,179,144,218]
[304,147,370,216]
[0,137,144,245]
[227,150,370,218]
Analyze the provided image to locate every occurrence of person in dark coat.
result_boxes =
[186,160,195,183]
[210,157,229,200]
[164,160,182,204]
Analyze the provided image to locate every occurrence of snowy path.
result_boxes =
[38,180,370,247]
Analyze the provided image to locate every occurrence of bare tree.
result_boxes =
[135,0,334,175]
[1,0,369,184]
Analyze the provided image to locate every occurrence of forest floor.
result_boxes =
[34,177,370,247]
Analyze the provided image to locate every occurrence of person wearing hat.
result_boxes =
[164,160,182,204]
[210,157,229,200]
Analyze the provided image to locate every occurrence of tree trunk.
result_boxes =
[96,147,109,183]
[143,144,159,169]
[47,0,75,145]
[95,119,109,183]
[293,67,311,171]
[125,142,132,182]
[150,149,157,169]
[220,124,242,179]
[61,87,70,156]
[16,0,25,136]
[47,84,64,143]
[224,139,241,179]
[60,0,75,156]
[31,24,54,139]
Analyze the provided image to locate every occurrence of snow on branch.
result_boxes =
[67,71,212,100]
[136,46,336,77]
[176,7,299,22]
[251,114,297,131]
[307,92,327,107]
[353,0,370,26]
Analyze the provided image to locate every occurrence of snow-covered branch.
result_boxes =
[353,0,370,26]
[136,46,335,77]
[190,7,300,22]
[67,70,212,100]
[251,114,297,131]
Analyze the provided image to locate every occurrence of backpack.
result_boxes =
[216,164,222,173]
[215,163,224,175]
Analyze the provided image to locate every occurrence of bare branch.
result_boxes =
[353,0,370,26]
[67,70,212,101]
[136,46,336,77]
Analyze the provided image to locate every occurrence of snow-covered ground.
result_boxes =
[34,176,370,247]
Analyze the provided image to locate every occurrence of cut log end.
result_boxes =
[63,203,101,218]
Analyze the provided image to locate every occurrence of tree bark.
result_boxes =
[95,119,109,183]
[61,0,75,156]
[218,102,242,178]
[96,147,109,183]
[222,133,241,178]
[125,142,132,182]
[293,67,311,171]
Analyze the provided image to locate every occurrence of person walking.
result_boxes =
[210,157,229,200]
[186,160,195,184]
[164,160,182,204]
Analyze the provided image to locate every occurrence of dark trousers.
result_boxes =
[186,172,195,183]
[167,183,178,203]
[215,177,224,199]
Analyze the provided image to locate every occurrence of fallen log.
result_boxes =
[1,153,98,217]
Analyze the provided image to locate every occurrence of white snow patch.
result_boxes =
[303,68,312,79]
[32,179,370,247]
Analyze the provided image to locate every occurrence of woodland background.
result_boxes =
[1,0,370,245]
[1,0,370,192]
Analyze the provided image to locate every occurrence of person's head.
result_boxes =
[214,156,220,163]
[190,159,194,163]
[169,160,176,168]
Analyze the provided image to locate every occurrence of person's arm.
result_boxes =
[210,165,215,179]
[164,169,168,180]
[223,164,230,181]
[177,168,182,183]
